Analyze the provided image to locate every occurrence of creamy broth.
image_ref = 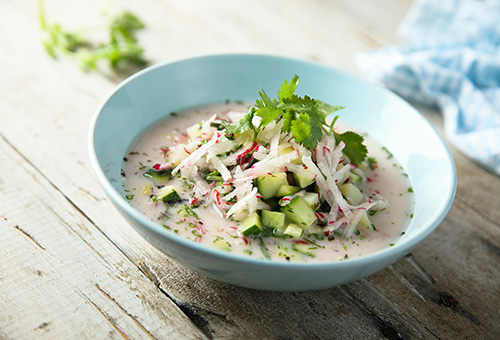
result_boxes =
[122,102,414,262]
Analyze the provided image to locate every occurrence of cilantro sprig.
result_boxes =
[227,75,368,165]
[38,0,147,72]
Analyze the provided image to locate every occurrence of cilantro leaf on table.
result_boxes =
[38,0,147,72]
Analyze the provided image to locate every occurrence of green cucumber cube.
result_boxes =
[157,186,181,203]
[256,173,288,199]
[186,122,202,141]
[240,212,263,237]
[358,212,372,230]
[276,185,300,197]
[350,173,362,183]
[307,224,324,235]
[212,237,231,251]
[284,223,303,238]
[302,192,320,211]
[261,210,286,230]
[339,183,363,205]
[281,196,317,228]
[293,173,315,188]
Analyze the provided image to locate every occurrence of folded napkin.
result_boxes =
[356,0,500,175]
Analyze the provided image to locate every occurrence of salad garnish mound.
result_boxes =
[139,75,389,255]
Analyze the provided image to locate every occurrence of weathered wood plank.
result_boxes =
[2,0,500,339]
[329,0,413,44]
[368,196,500,339]
[0,140,208,339]
[140,197,500,339]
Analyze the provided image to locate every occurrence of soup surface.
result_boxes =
[122,102,414,262]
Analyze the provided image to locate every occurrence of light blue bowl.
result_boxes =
[88,54,456,291]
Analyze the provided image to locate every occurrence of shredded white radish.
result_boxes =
[252,144,269,160]
[302,155,334,207]
[317,161,352,219]
[325,216,349,232]
[200,114,217,140]
[208,137,237,156]
[258,120,283,143]
[172,132,222,175]
[156,109,386,238]
[285,163,316,180]
[226,110,246,123]
[190,166,211,197]
[227,187,258,218]
[209,156,232,182]
[244,148,298,178]
[342,209,369,237]
[268,134,280,158]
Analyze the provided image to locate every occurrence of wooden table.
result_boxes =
[1,0,499,339]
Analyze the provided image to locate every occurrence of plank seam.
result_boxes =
[0,131,210,340]
[79,288,133,340]
[454,195,500,230]
[94,283,160,340]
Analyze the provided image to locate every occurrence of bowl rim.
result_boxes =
[88,53,457,269]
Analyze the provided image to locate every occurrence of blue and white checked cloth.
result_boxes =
[357,0,500,175]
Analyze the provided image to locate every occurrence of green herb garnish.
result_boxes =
[227,75,367,165]
[367,157,377,170]
[381,146,394,159]
[38,0,147,72]
[259,238,272,260]
[291,243,316,258]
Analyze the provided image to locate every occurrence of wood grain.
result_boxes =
[0,135,207,339]
[1,0,499,339]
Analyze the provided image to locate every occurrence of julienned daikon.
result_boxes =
[122,77,414,262]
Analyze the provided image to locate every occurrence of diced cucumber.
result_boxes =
[358,212,372,230]
[339,183,363,205]
[240,212,263,237]
[276,184,301,197]
[212,237,231,251]
[141,183,152,195]
[157,186,181,203]
[350,173,362,183]
[143,168,173,182]
[256,173,288,199]
[302,192,320,211]
[168,144,191,167]
[186,122,202,141]
[352,168,366,181]
[307,224,324,235]
[278,146,301,164]
[293,173,315,189]
[278,146,294,156]
[281,196,317,228]
[284,223,303,238]
[261,210,286,230]
[337,164,351,184]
